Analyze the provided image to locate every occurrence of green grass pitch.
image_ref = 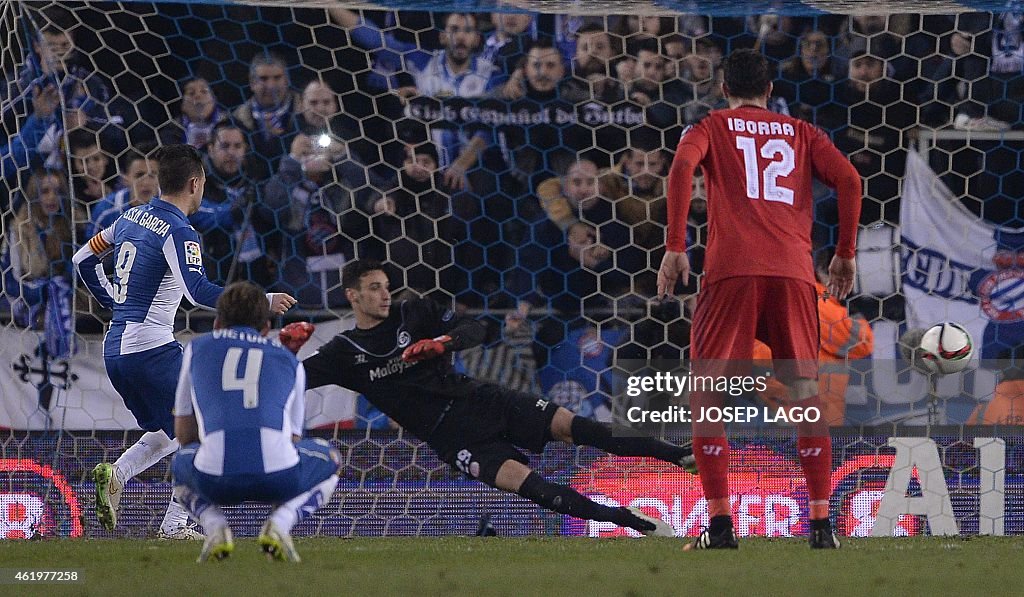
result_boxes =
[2,536,1023,596]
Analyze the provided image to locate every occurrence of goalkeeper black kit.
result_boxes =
[302,298,488,440]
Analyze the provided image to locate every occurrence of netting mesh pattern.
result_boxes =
[3,430,1023,538]
[2,1,1024,536]
[3,2,1024,426]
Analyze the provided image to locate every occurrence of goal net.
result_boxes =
[1,0,1022,539]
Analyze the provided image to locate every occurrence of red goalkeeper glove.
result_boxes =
[279,322,315,355]
[401,335,453,363]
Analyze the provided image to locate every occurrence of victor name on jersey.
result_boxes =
[212,328,272,346]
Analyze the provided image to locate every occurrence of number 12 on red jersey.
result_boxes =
[735,136,795,205]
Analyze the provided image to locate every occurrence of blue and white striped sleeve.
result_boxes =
[174,343,195,417]
[289,362,306,437]
[72,225,116,310]
[162,225,223,310]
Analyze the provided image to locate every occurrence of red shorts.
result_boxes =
[691,276,819,383]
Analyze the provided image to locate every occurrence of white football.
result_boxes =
[917,322,975,375]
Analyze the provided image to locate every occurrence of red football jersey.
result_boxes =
[666,105,861,286]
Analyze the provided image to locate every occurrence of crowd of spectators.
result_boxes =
[1,6,1022,424]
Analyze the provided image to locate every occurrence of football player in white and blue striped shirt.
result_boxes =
[172,282,340,562]
[73,144,295,539]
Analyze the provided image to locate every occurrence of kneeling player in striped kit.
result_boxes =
[172,282,339,562]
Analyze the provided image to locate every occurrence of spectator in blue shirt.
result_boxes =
[482,12,538,79]
[188,123,268,286]
[88,148,158,238]
[329,8,498,192]
[231,53,301,173]
[2,8,126,177]
[159,77,228,149]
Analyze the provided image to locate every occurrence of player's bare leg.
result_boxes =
[494,459,673,536]
[547,407,696,473]
[685,389,738,550]
[789,378,839,549]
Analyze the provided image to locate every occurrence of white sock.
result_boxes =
[114,431,178,483]
[269,475,339,534]
[160,494,192,531]
[198,505,228,533]
[172,485,222,532]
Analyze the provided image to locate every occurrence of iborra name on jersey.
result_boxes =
[121,207,171,237]
[726,117,795,137]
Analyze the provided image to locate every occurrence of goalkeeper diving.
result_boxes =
[280,259,695,536]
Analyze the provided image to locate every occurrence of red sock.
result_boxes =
[797,436,833,505]
[692,436,730,501]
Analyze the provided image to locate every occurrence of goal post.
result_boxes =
[1,0,1022,538]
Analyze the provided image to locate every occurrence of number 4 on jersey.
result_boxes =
[222,347,264,408]
[735,136,795,205]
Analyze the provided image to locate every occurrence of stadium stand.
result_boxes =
[1,1,1023,539]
